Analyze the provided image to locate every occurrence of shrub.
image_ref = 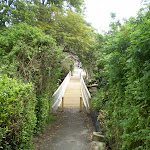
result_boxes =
[35,96,49,133]
[93,6,150,150]
[0,74,37,149]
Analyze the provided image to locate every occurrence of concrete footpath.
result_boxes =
[34,108,94,150]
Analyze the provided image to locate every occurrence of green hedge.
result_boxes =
[93,6,150,150]
[0,22,62,135]
[0,74,36,149]
[35,96,49,133]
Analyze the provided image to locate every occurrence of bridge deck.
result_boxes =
[62,67,83,108]
[63,75,81,108]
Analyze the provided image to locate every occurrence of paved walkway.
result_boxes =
[34,108,94,150]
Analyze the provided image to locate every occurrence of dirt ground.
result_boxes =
[33,108,95,150]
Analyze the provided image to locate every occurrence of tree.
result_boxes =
[91,6,150,150]
[0,23,64,136]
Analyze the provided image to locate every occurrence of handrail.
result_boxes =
[52,71,71,111]
[80,73,91,114]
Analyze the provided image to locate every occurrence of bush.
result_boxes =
[35,96,49,133]
[0,74,37,149]
[0,22,63,134]
[93,6,150,150]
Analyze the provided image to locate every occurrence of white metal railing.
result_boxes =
[52,71,71,111]
[80,73,91,113]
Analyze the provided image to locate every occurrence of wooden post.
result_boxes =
[80,97,82,112]
[62,97,64,112]
[89,98,91,114]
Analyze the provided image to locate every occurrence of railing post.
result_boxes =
[62,97,64,112]
[80,97,82,112]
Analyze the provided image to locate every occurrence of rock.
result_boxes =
[92,132,105,142]
[93,144,100,150]
[97,142,106,150]
[92,141,106,150]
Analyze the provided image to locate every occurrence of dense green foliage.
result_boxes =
[0,0,96,149]
[92,7,150,150]
[0,74,36,149]
[1,0,149,149]
[0,23,62,134]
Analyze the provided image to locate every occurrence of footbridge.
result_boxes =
[52,67,91,113]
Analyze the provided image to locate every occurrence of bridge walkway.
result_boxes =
[63,75,81,108]
[52,67,90,113]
